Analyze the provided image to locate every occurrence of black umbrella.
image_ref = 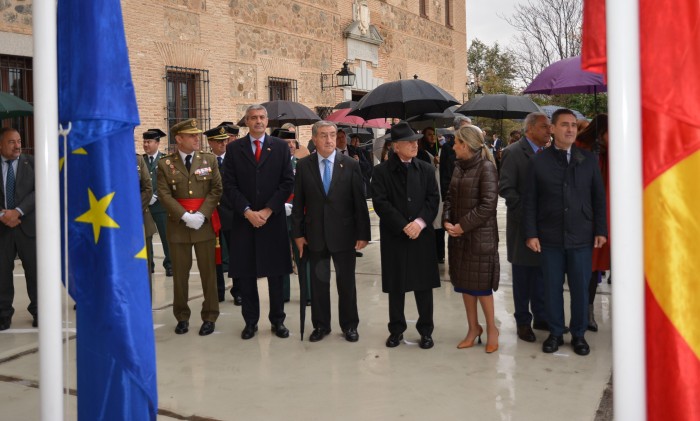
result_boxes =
[348,77,459,120]
[406,105,459,130]
[455,94,542,120]
[238,100,320,127]
[0,92,33,119]
[334,100,358,109]
[338,126,374,142]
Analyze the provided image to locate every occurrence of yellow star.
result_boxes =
[75,188,120,243]
[59,147,88,171]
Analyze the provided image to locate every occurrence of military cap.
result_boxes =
[204,126,229,141]
[271,128,296,140]
[170,118,203,135]
[143,128,166,140]
[217,121,240,135]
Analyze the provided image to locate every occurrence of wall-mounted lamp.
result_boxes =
[321,61,356,91]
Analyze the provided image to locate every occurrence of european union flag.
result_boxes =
[58,1,158,420]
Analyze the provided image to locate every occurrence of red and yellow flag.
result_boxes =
[583,1,700,419]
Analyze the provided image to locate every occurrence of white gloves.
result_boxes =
[149,194,158,205]
[284,203,293,217]
[181,212,206,230]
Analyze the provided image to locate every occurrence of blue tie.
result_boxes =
[322,158,331,194]
[217,156,223,167]
[5,159,15,209]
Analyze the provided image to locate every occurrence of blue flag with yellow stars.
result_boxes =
[58,1,157,419]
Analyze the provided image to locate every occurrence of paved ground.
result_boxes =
[0,198,613,420]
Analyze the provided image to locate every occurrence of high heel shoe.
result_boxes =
[457,325,483,349]
[485,328,499,354]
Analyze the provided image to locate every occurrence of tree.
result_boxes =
[504,0,583,86]
[468,38,517,95]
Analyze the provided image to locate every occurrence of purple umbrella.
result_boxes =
[524,56,606,95]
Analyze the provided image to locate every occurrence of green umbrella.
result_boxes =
[0,92,33,119]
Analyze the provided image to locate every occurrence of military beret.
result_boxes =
[143,128,166,140]
[170,118,203,135]
[204,126,229,141]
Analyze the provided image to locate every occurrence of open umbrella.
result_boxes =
[338,126,374,142]
[455,94,542,119]
[349,77,459,120]
[334,100,358,110]
[0,92,33,119]
[237,100,320,127]
[326,108,391,129]
[541,105,586,120]
[406,105,459,130]
[524,56,607,95]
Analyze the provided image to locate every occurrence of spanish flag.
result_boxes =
[583,1,700,419]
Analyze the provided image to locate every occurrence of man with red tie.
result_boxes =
[222,105,295,340]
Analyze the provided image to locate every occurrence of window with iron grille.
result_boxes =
[165,66,210,145]
[268,77,297,102]
[1,55,33,154]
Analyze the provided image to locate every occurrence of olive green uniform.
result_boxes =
[156,150,222,323]
[137,154,157,296]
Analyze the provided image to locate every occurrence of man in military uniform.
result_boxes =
[143,128,173,276]
[156,119,223,336]
[136,154,157,298]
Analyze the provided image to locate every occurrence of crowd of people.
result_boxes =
[1,105,610,357]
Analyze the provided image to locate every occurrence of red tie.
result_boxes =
[254,140,261,162]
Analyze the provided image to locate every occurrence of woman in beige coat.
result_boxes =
[443,126,500,353]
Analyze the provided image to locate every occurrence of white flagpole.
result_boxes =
[606,0,646,419]
[32,0,64,419]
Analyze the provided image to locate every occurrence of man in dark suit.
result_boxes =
[291,121,371,343]
[371,122,441,350]
[143,128,173,277]
[439,116,471,200]
[157,119,222,336]
[499,112,551,343]
[223,104,295,340]
[0,127,37,330]
[523,109,607,356]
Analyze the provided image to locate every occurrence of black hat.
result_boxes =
[389,121,422,142]
[217,122,240,135]
[143,128,166,140]
[271,128,296,140]
[204,126,229,141]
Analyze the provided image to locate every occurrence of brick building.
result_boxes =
[0,0,467,151]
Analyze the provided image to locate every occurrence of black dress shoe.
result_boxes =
[174,321,189,334]
[241,324,258,340]
[343,328,359,342]
[355,251,363,257]
[517,325,536,342]
[233,295,243,306]
[309,328,331,342]
[542,334,564,353]
[165,267,173,277]
[386,333,403,348]
[271,323,290,338]
[0,318,10,331]
[199,321,215,336]
[571,336,590,356]
[419,335,434,349]
[532,320,549,331]
[32,317,38,328]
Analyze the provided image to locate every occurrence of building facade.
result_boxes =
[0,0,467,151]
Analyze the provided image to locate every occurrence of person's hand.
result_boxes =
[526,238,541,253]
[403,221,422,239]
[594,236,607,248]
[0,209,21,228]
[355,240,368,250]
[446,223,463,237]
[294,237,308,258]
[149,194,157,205]
[245,209,267,228]
[190,212,206,230]
[284,203,293,217]
[181,212,198,229]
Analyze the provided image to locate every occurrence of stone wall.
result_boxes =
[0,0,32,34]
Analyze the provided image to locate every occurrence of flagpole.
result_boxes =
[33,0,64,419]
[606,0,645,419]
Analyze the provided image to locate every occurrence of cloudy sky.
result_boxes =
[465,0,521,48]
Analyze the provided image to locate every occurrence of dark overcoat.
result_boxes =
[371,154,441,293]
[523,145,607,248]
[443,154,500,291]
[223,134,294,278]
[498,138,541,266]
